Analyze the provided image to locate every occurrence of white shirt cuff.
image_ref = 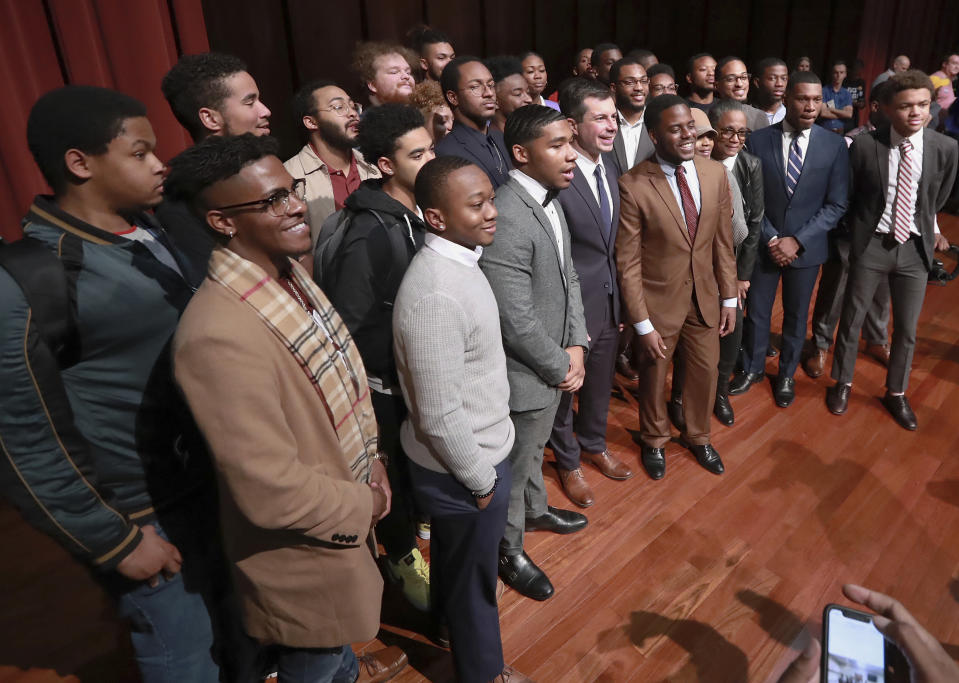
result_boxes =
[722,298,737,308]
[634,319,655,335]
[935,217,941,235]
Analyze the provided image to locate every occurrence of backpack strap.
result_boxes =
[379,213,415,310]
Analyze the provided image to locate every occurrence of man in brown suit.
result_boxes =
[167,134,407,682]
[616,94,737,480]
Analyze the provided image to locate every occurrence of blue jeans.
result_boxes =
[274,645,358,683]
[108,521,221,683]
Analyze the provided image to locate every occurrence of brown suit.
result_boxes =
[173,278,383,649]
[616,155,737,447]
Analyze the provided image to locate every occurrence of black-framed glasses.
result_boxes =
[212,178,307,217]
[649,83,678,94]
[720,72,751,84]
[718,127,750,140]
[317,100,359,117]
[462,80,496,96]
[618,77,650,88]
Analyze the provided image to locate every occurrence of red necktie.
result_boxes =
[676,165,698,242]
[892,139,915,244]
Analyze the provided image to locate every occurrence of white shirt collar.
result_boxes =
[655,154,695,177]
[617,109,645,129]
[424,231,482,267]
[890,126,924,148]
[509,168,549,205]
[575,149,603,175]
[782,119,811,140]
[721,153,737,171]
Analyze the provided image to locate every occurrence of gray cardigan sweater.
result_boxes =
[393,236,514,494]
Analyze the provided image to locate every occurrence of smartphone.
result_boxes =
[822,604,911,683]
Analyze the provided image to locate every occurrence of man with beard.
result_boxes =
[436,57,512,187]
[714,56,770,132]
[485,55,534,133]
[685,53,717,113]
[480,105,589,601]
[353,41,416,106]
[752,58,788,125]
[610,57,654,173]
[284,80,380,247]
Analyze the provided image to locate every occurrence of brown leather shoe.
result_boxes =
[491,665,535,682]
[558,467,594,507]
[802,347,826,378]
[356,646,408,682]
[616,352,639,382]
[582,449,634,480]
[865,343,891,366]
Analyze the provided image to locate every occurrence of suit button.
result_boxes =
[350,535,357,543]
[604,283,610,289]
[332,534,340,542]
[685,279,691,285]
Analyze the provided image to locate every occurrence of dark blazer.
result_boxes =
[746,122,850,268]
[846,126,959,270]
[730,150,765,280]
[435,121,511,187]
[558,153,621,341]
[611,119,655,174]
[480,176,589,412]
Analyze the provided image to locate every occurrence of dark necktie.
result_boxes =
[676,165,698,242]
[786,132,803,198]
[594,164,612,240]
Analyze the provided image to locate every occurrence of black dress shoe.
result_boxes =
[641,444,666,480]
[667,398,686,432]
[881,392,917,431]
[498,552,554,601]
[689,444,724,475]
[525,506,588,534]
[772,374,795,408]
[729,371,764,395]
[766,345,779,358]
[616,352,639,382]
[714,393,734,426]
[826,383,850,415]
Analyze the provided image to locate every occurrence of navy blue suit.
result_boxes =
[434,121,511,188]
[549,154,621,469]
[742,123,849,378]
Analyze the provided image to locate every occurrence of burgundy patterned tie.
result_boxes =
[892,139,915,244]
[676,165,698,242]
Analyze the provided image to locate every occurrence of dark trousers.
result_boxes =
[370,391,417,561]
[409,459,511,683]
[501,394,561,555]
[831,235,928,393]
[638,297,718,448]
[549,302,618,470]
[742,257,820,378]
[811,236,890,349]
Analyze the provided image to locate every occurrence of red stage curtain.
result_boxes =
[0,0,208,242]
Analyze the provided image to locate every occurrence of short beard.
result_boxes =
[316,117,355,151]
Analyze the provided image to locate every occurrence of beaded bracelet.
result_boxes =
[474,475,499,499]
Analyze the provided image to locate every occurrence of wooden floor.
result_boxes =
[5,215,959,683]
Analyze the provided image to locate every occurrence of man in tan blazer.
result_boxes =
[167,134,406,682]
[284,80,379,247]
[616,94,737,481]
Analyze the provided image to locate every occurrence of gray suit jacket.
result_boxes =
[847,126,959,270]
[480,176,589,412]
[612,121,655,174]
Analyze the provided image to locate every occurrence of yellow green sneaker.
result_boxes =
[386,547,431,612]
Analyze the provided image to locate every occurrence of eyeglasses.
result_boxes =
[649,83,678,94]
[719,72,751,84]
[317,100,359,117]
[618,77,650,88]
[462,80,495,96]
[718,127,750,140]
[213,178,307,217]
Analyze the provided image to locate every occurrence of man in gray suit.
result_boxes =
[480,105,589,601]
[827,70,958,430]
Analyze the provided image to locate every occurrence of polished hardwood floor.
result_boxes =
[4,215,959,682]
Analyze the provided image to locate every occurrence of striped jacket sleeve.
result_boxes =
[0,269,141,571]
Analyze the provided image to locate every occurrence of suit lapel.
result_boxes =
[919,128,936,216]
[646,164,692,247]
[613,130,628,173]
[876,127,890,198]
[569,165,609,247]
[507,178,568,289]
[771,125,788,194]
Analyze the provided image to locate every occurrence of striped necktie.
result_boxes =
[785,132,803,198]
[676,165,698,242]
[892,139,916,244]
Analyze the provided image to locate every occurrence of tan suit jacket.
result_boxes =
[173,278,382,648]
[284,144,380,246]
[615,155,737,337]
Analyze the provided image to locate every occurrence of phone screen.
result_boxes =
[824,607,886,682]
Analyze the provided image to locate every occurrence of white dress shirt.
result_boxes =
[766,103,786,125]
[574,150,613,212]
[781,120,811,178]
[876,128,925,237]
[508,169,565,270]
[633,156,735,336]
[618,110,646,169]
[721,153,738,172]
[424,230,482,267]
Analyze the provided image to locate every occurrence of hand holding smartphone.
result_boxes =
[822,603,910,682]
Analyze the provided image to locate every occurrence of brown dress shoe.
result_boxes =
[491,665,535,682]
[802,347,826,378]
[616,352,639,382]
[558,467,594,508]
[582,449,634,480]
[865,343,891,366]
[356,646,408,682]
